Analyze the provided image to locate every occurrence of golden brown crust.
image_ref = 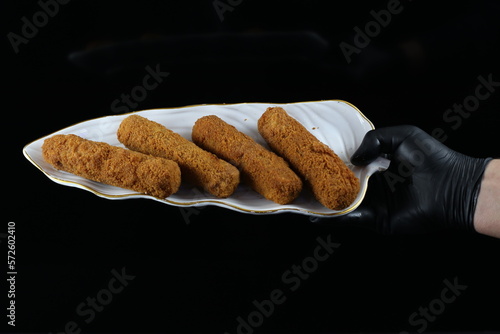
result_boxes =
[257,107,360,210]
[117,114,240,198]
[192,115,302,204]
[42,134,181,198]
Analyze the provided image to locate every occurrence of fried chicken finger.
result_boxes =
[258,107,360,210]
[192,115,302,204]
[117,115,240,198]
[42,134,181,198]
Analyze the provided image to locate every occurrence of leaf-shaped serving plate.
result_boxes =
[23,100,389,217]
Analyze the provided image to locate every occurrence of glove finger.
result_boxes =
[308,172,379,227]
[351,125,420,166]
[308,202,378,232]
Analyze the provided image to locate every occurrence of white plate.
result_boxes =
[23,100,389,217]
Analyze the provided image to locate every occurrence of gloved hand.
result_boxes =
[320,125,492,234]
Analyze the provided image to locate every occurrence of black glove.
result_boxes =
[319,125,492,234]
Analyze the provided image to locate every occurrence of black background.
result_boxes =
[4,0,500,333]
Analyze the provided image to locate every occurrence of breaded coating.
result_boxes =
[192,115,302,205]
[42,134,181,198]
[117,115,240,198]
[258,107,360,210]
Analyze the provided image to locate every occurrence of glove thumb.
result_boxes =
[351,125,418,166]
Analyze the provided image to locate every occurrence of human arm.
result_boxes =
[474,159,500,238]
